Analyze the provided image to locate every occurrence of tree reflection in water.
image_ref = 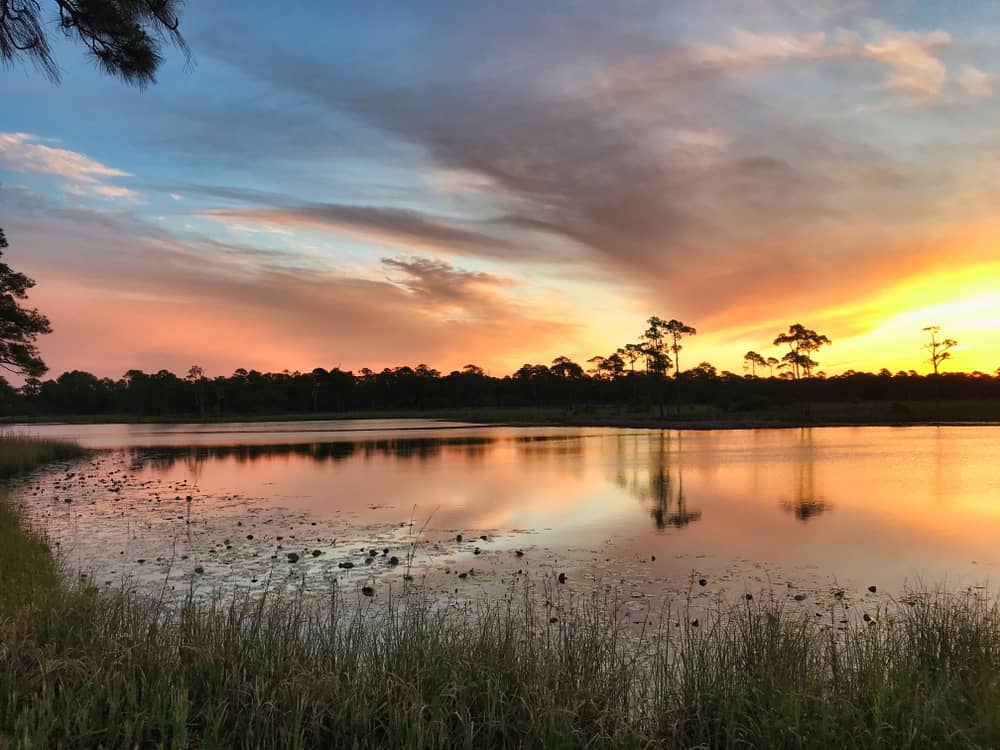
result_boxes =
[779,428,832,521]
[129,436,496,474]
[614,430,702,531]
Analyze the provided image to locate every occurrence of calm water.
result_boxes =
[10,421,1000,601]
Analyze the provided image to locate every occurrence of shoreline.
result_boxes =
[5,409,1000,432]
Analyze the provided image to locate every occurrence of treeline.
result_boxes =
[2,363,999,418]
[1,316,997,418]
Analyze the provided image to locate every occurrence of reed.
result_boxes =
[0,431,84,479]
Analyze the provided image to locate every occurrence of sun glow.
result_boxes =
[826,261,1000,374]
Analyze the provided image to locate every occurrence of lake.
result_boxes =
[9,420,1000,606]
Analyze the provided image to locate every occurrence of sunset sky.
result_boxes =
[2,1,999,380]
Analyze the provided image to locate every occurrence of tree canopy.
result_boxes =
[773,323,832,379]
[0,228,52,377]
[1,0,188,86]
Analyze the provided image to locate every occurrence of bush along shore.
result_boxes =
[4,437,1000,747]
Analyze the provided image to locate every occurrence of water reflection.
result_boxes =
[131,436,496,473]
[104,424,993,549]
[130,432,708,533]
[778,428,832,522]
[16,422,1000,596]
[125,430,843,533]
[612,432,702,530]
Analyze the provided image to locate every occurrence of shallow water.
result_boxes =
[10,421,1000,609]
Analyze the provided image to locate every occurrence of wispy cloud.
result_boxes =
[4,187,576,376]
[958,66,993,96]
[592,27,952,104]
[383,256,519,320]
[199,202,525,260]
[0,132,137,199]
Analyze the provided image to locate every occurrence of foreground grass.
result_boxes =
[0,434,83,613]
[4,582,1000,748]
[4,437,1000,747]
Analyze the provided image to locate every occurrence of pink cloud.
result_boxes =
[0,132,137,199]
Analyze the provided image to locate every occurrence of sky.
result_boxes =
[2,0,1000,380]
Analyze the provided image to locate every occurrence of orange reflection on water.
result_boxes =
[63,422,998,592]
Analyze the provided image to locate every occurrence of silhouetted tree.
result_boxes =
[1,0,188,86]
[588,353,627,380]
[550,356,583,379]
[642,318,672,377]
[687,362,717,378]
[743,350,766,378]
[0,228,52,377]
[586,356,607,379]
[665,319,697,378]
[923,325,958,375]
[642,317,674,417]
[765,356,779,378]
[773,323,831,379]
[617,344,644,372]
[185,364,207,414]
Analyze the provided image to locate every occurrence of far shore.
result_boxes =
[3,399,1000,431]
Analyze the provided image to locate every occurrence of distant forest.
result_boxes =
[2,318,998,418]
[4,362,1000,418]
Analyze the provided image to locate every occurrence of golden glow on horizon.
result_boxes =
[23,246,1000,379]
[821,261,1000,374]
[626,256,1000,379]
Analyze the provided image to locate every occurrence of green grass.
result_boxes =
[4,583,1000,748]
[0,492,60,614]
[0,432,85,480]
[0,433,84,613]
[4,436,1000,747]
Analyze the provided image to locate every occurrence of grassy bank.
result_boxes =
[0,435,84,613]
[4,582,1000,748]
[0,432,85,480]
[4,398,1000,429]
[4,437,1000,747]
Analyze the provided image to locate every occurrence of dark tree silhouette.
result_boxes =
[1,0,187,86]
[773,323,831,379]
[587,352,625,380]
[665,319,697,378]
[617,343,644,372]
[641,317,672,377]
[550,356,584,379]
[923,325,958,375]
[743,350,766,378]
[0,228,52,377]
[642,317,673,417]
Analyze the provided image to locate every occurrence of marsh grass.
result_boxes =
[0,433,84,613]
[3,580,1000,748]
[4,437,1000,747]
[0,431,84,480]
